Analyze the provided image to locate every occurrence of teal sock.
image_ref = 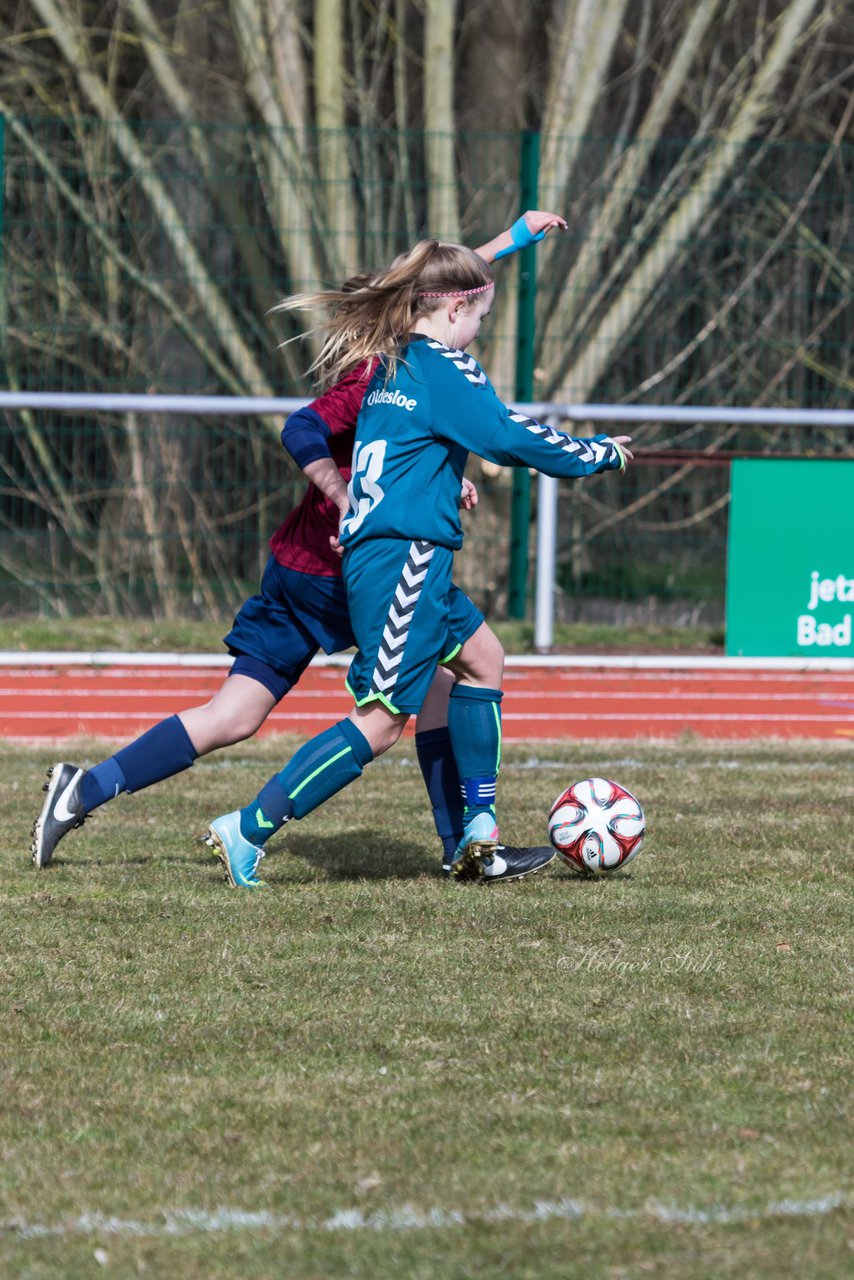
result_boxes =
[239,719,373,844]
[447,684,503,828]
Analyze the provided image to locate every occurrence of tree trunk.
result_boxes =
[424,0,460,240]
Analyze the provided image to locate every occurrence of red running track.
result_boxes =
[1,661,854,741]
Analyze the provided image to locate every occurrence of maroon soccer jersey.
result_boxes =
[269,360,378,578]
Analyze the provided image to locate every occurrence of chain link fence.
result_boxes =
[1,119,852,622]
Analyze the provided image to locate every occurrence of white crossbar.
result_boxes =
[2,390,854,427]
[4,392,852,654]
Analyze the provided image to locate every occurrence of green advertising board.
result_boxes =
[726,459,854,657]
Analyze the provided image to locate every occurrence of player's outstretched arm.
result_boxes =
[497,422,633,478]
[488,409,633,478]
[425,347,633,480]
[475,211,567,265]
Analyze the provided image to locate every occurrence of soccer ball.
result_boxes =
[548,778,645,876]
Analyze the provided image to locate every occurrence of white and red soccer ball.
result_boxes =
[548,777,645,876]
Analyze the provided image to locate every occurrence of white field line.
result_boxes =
[1,651,853,672]
[7,1192,849,1242]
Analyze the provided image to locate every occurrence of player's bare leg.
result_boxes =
[178,675,276,754]
[444,620,505,690]
[32,674,277,869]
[346,701,408,754]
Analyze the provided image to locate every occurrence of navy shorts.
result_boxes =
[343,537,484,715]
[223,556,354,702]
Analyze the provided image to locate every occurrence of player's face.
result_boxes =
[452,289,494,349]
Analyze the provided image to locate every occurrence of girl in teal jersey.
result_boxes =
[31,214,565,879]
[205,239,632,887]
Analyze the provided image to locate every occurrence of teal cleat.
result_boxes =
[448,812,500,882]
[204,811,268,888]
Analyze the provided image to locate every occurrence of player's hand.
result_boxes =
[521,210,567,239]
[459,477,478,510]
[613,435,634,466]
[329,505,349,557]
[490,212,568,262]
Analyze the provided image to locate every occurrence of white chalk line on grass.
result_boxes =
[7,1192,849,1242]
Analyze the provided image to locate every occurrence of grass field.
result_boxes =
[0,616,723,656]
[1,735,851,1278]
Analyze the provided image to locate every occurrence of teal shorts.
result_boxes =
[343,537,483,715]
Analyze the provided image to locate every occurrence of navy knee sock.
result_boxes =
[79,715,198,814]
[415,726,464,859]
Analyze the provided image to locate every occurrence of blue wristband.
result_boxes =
[493,215,546,261]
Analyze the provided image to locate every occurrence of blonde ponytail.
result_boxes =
[272,240,493,387]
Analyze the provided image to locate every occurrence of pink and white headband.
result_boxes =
[417,282,494,299]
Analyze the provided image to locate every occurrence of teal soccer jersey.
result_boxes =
[339,333,625,552]
[338,333,626,713]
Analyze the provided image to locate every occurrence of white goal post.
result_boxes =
[3,392,853,650]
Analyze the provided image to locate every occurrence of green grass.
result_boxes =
[0,616,723,654]
[1,737,851,1278]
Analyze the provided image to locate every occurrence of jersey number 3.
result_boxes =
[344,439,387,535]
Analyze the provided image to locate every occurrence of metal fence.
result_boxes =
[1,119,852,622]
